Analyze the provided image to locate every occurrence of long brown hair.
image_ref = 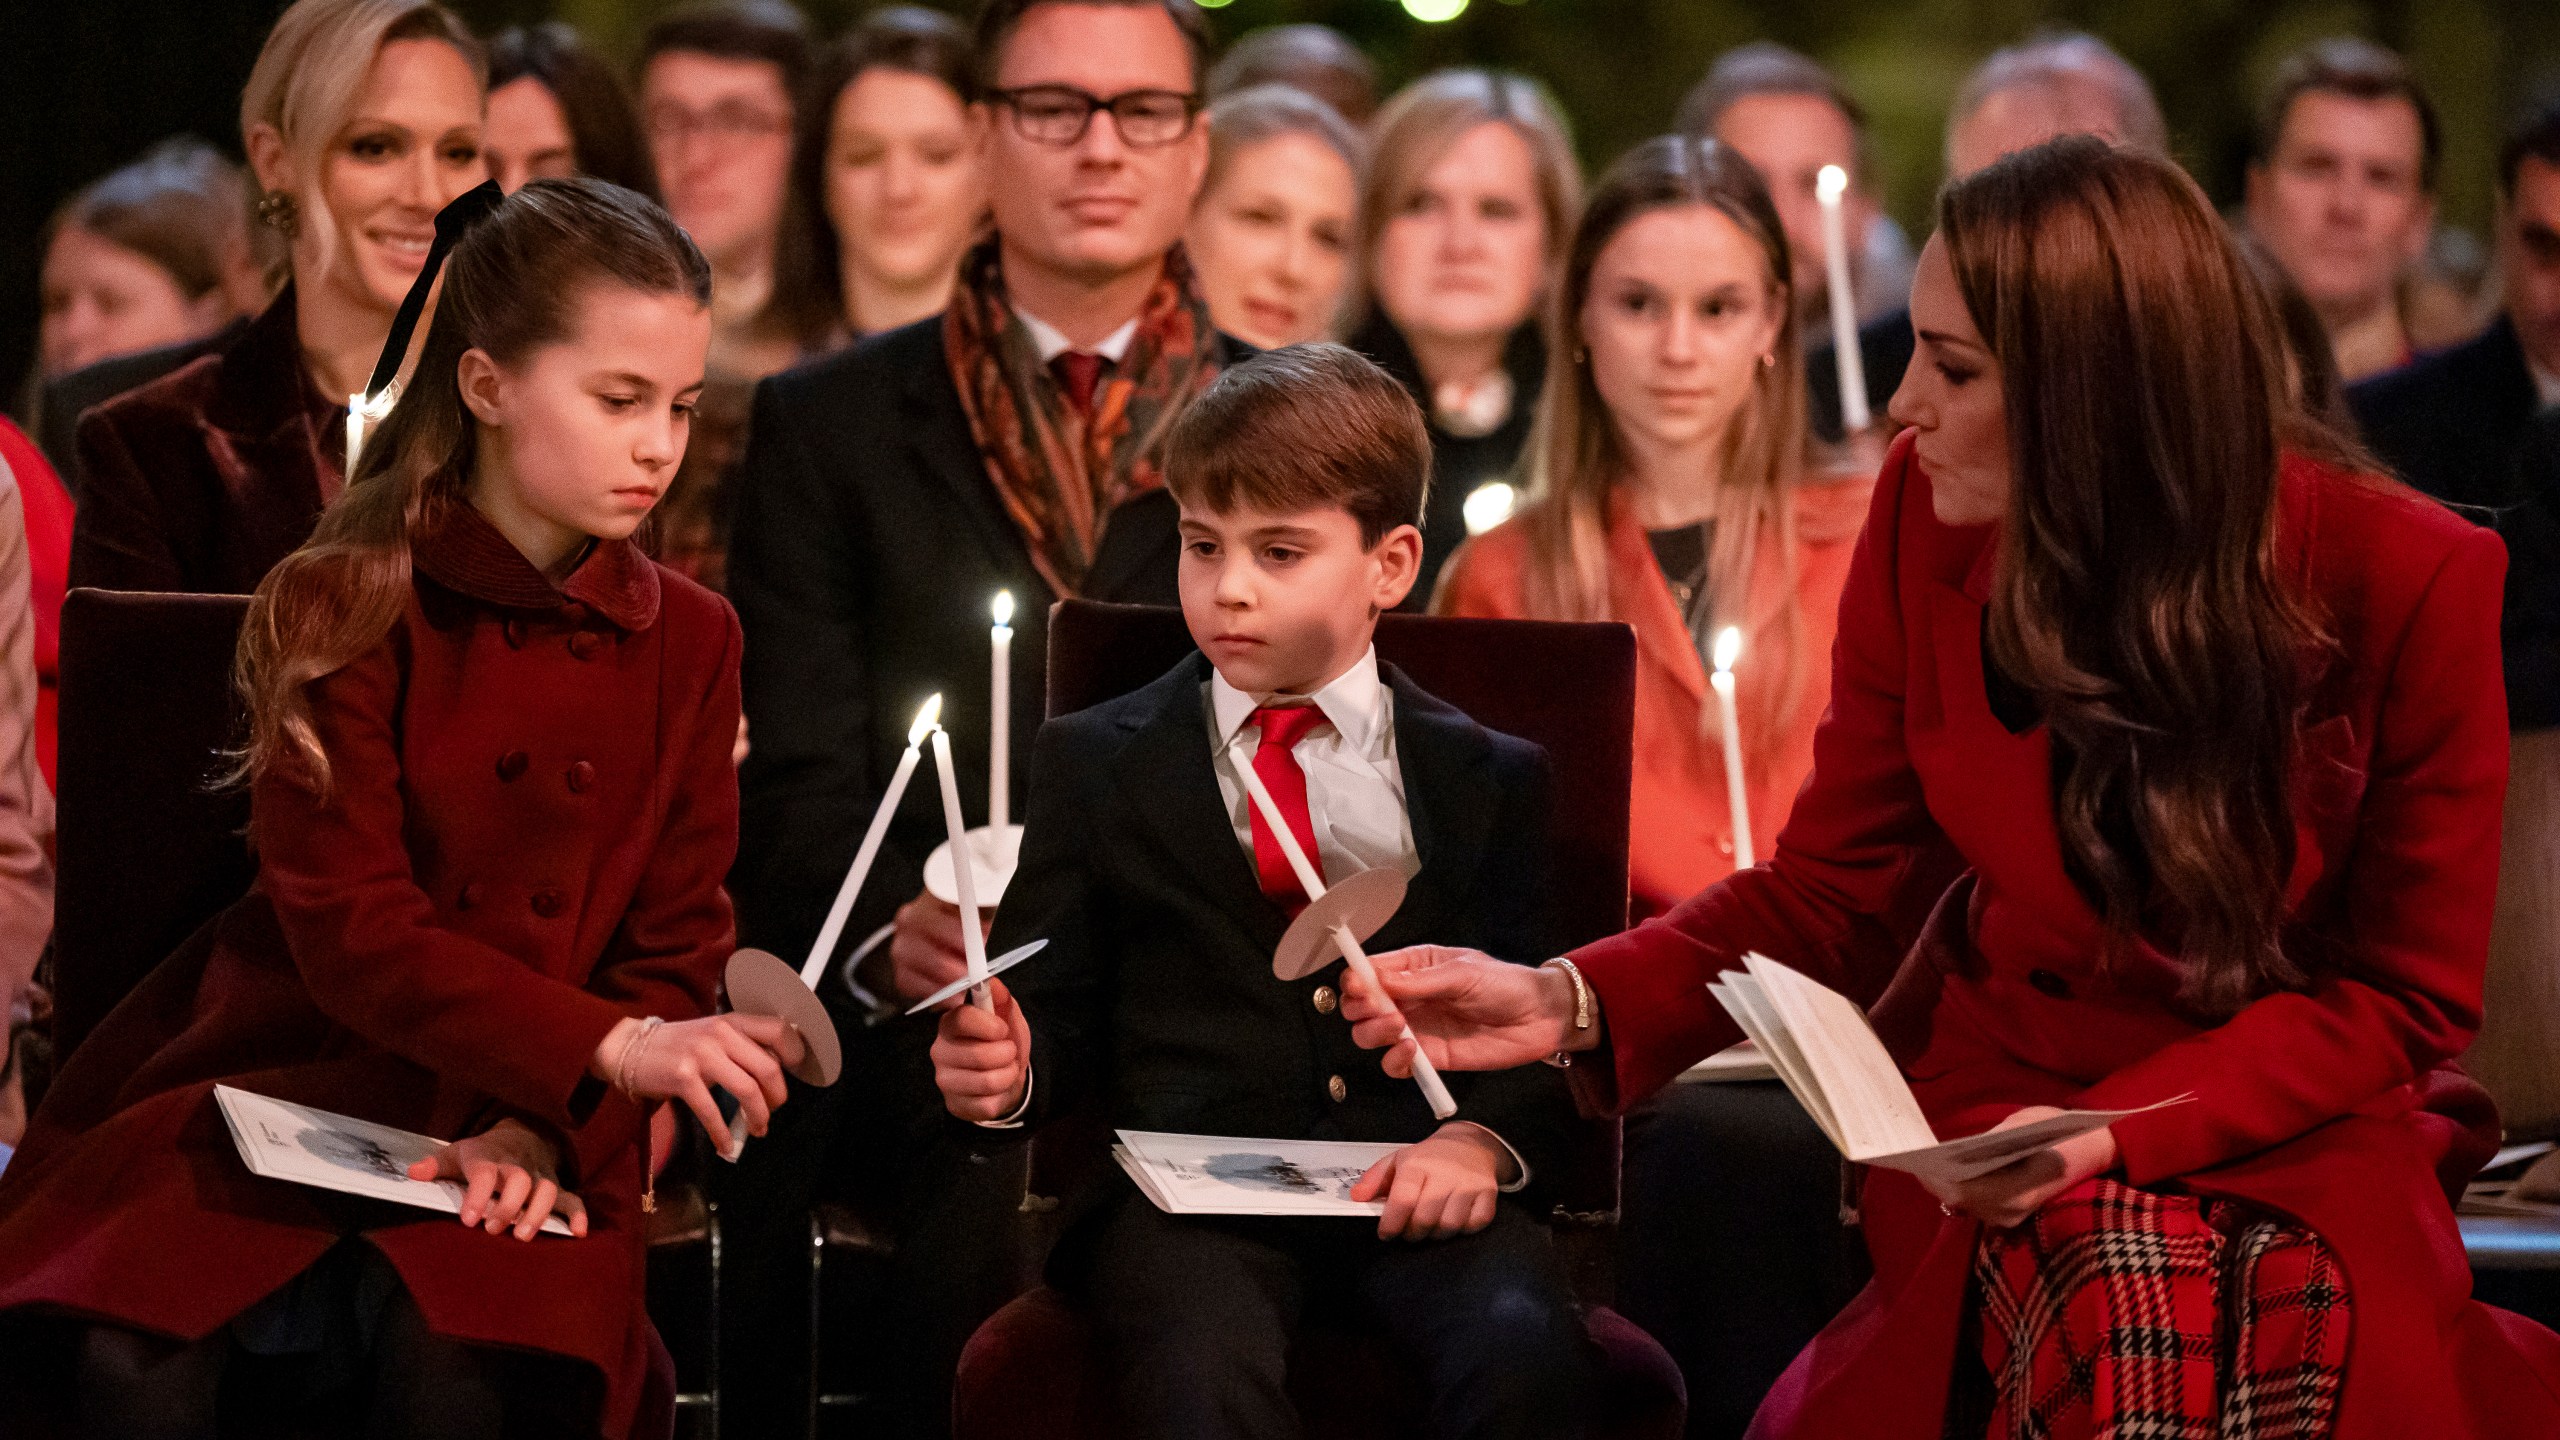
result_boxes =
[1943,136,2320,1015]
[234,179,709,795]
[1495,134,1811,754]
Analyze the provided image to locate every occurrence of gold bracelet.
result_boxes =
[615,1016,665,1099]
[1540,958,1592,1068]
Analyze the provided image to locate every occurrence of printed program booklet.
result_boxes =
[1708,954,2185,1189]
[213,1085,576,1237]
[1112,1129,1401,1217]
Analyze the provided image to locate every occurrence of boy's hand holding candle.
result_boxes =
[931,976,1033,1122]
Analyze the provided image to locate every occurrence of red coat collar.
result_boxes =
[413,502,661,631]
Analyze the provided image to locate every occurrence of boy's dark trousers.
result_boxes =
[1062,1191,1592,1440]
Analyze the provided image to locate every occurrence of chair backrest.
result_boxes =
[1045,600,1637,950]
[53,589,254,1061]
[2477,726,2560,1140]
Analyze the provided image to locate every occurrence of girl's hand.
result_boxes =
[931,978,1031,1122]
[1339,947,1584,1074]
[1351,1124,1509,1242]
[408,1118,588,1241]
[1920,1106,2121,1229]
[590,1013,806,1152]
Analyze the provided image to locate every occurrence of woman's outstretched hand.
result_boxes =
[589,1013,808,1153]
[1920,1106,2121,1229]
[1338,946,1588,1074]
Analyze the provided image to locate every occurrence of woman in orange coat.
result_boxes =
[0,181,802,1438]
[1434,134,1886,1436]
[1357,138,2560,1440]
[1433,135,1869,921]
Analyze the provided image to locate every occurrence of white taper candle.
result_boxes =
[1816,165,1870,435]
[1712,627,1754,870]
[989,591,1014,831]
[929,726,995,1010]
[1228,732,1458,1120]
[801,695,941,989]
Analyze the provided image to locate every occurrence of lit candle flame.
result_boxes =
[991,590,1014,628]
[909,694,943,745]
[1816,165,1848,204]
[1713,626,1743,675]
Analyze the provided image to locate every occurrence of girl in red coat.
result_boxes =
[0,178,800,1438]
[1343,137,2560,1437]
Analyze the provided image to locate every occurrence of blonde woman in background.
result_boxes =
[1349,68,1581,601]
[1184,83,1361,351]
[69,0,487,596]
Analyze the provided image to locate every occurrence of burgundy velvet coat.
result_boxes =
[70,286,344,595]
[0,507,742,1438]
[1567,433,2560,1438]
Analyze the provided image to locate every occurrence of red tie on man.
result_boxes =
[1052,351,1107,418]
[1247,704,1330,915]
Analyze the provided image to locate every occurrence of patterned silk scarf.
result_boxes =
[943,237,1223,595]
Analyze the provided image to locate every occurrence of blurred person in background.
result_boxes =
[639,0,819,382]
[24,138,278,480]
[1184,83,1360,350]
[1205,22,1378,126]
[2246,38,2462,384]
[1810,30,2169,446]
[70,0,486,596]
[803,5,985,344]
[1350,68,1581,604]
[484,22,659,198]
[1676,43,1908,447]
[2352,96,2560,513]
[1677,44,1906,332]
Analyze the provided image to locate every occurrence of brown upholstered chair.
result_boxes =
[951,600,1682,1440]
[50,587,719,1434]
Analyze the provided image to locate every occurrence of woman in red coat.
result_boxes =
[0,180,800,1438]
[1344,137,2560,1437]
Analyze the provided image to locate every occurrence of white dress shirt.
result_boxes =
[1019,310,1139,366]
[1206,646,1416,888]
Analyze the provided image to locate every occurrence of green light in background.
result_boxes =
[1402,0,1469,20]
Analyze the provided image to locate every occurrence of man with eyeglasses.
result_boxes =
[718,2,1246,1434]
[637,0,811,381]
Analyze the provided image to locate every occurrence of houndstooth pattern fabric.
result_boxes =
[1961,1179,2349,1440]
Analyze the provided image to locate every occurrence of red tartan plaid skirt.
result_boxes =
[1961,1179,2350,1440]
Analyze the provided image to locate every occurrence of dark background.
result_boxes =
[8,0,2560,405]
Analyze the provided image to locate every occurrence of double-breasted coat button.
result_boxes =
[1312,986,1338,1015]
[568,631,603,660]
[531,888,565,918]
[567,761,595,793]
[560,602,589,626]
[456,882,481,911]
[503,617,527,649]
[497,750,530,782]
[2027,968,2073,1000]
[1327,1074,1348,1103]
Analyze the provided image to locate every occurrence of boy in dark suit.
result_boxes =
[934,343,1590,1440]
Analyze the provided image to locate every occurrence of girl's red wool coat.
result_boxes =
[0,506,743,1438]
[1568,432,2560,1438]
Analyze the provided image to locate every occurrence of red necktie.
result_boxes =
[1051,351,1107,418]
[1247,705,1330,915]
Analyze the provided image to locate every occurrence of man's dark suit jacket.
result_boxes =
[1806,307,1915,444]
[36,318,249,487]
[2349,315,2543,510]
[990,652,1578,1209]
[726,315,1250,968]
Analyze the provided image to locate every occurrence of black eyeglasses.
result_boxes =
[988,86,1201,149]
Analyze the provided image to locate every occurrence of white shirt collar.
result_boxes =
[1209,645,1388,756]
[1018,309,1140,365]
